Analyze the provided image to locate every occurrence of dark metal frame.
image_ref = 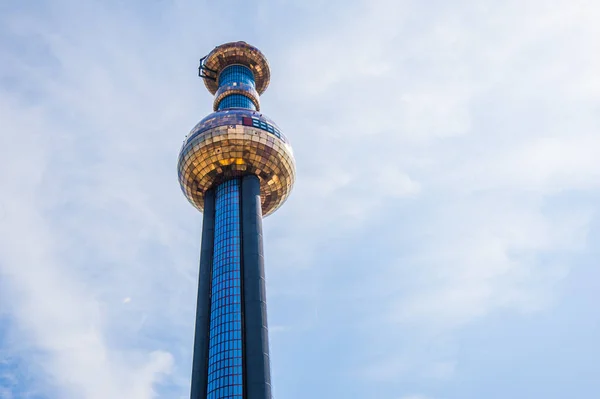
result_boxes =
[199,55,218,82]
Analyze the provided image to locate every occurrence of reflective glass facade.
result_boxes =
[219,65,256,88]
[217,65,257,111]
[206,179,243,399]
[218,94,256,110]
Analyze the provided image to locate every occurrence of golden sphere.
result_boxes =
[177,109,295,216]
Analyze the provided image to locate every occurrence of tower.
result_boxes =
[178,42,295,399]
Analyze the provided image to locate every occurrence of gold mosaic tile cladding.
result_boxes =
[186,109,290,145]
[178,123,295,217]
[213,82,260,111]
[203,42,270,95]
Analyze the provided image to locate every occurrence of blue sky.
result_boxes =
[1,0,599,398]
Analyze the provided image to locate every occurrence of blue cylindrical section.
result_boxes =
[206,179,244,399]
[217,65,256,110]
[219,65,255,88]
[218,94,256,111]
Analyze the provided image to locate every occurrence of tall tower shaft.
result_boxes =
[178,42,295,399]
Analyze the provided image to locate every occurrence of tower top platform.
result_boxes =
[200,41,271,95]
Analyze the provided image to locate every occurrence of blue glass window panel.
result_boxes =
[206,179,243,399]
[218,65,255,88]
[218,94,256,110]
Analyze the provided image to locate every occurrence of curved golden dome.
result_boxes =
[178,109,295,217]
[202,41,270,95]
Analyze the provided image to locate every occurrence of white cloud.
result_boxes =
[0,2,195,397]
[266,0,600,386]
[0,95,175,398]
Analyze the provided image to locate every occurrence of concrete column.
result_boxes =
[190,189,215,399]
[241,175,272,399]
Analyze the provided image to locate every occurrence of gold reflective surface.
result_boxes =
[178,124,295,217]
[203,42,271,95]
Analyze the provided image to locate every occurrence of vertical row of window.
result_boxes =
[206,179,244,399]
